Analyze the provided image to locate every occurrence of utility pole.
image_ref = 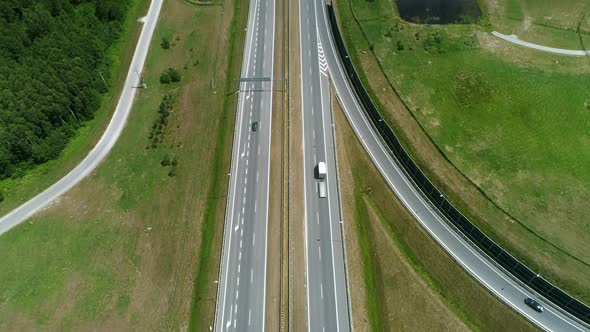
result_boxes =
[135,71,147,89]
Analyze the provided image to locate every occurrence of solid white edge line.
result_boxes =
[299,0,312,330]
[261,0,276,328]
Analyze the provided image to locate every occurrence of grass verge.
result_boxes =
[187,0,248,329]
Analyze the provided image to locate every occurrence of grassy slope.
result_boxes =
[0,0,241,329]
[334,97,535,331]
[335,0,590,304]
[187,0,248,329]
[0,0,149,216]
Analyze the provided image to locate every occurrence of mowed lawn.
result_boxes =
[0,0,242,329]
[338,0,590,304]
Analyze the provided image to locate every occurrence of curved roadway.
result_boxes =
[492,31,590,56]
[318,1,590,331]
[0,0,163,236]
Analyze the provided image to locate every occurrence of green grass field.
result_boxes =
[335,0,590,308]
[489,0,590,49]
[0,0,243,329]
[334,99,535,331]
[497,0,590,31]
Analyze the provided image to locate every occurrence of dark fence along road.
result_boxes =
[326,4,590,325]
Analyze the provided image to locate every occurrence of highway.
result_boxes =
[316,0,590,331]
[213,0,275,329]
[299,0,351,330]
[0,0,163,236]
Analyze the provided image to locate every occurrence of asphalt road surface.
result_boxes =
[213,0,275,329]
[316,1,590,330]
[492,31,590,56]
[0,0,163,236]
[299,0,351,330]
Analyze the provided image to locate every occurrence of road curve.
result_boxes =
[0,0,163,236]
[492,31,590,56]
[318,2,590,331]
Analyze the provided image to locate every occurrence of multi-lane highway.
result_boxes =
[0,0,163,236]
[299,0,351,330]
[315,0,590,330]
[214,0,275,329]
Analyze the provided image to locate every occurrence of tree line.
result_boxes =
[0,0,131,179]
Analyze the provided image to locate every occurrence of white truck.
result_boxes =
[317,162,327,198]
[317,161,327,179]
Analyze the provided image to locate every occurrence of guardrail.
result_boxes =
[326,3,590,325]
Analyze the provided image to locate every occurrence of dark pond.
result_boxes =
[396,0,481,24]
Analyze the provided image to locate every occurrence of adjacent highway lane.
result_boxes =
[214,0,275,329]
[316,0,589,330]
[299,0,351,330]
[0,0,163,236]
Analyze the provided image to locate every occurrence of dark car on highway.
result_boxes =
[524,298,544,313]
[252,121,258,131]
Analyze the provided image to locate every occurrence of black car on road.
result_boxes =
[524,298,544,313]
[252,121,258,131]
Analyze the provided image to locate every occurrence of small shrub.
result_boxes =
[168,168,177,177]
[160,68,181,84]
[396,40,404,51]
[0,190,4,203]
[148,93,176,147]
[161,37,170,49]
[161,154,171,166]
[168,68,181,82]
[160,72,171,84]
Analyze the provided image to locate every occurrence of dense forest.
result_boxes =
[0,0,131,179]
